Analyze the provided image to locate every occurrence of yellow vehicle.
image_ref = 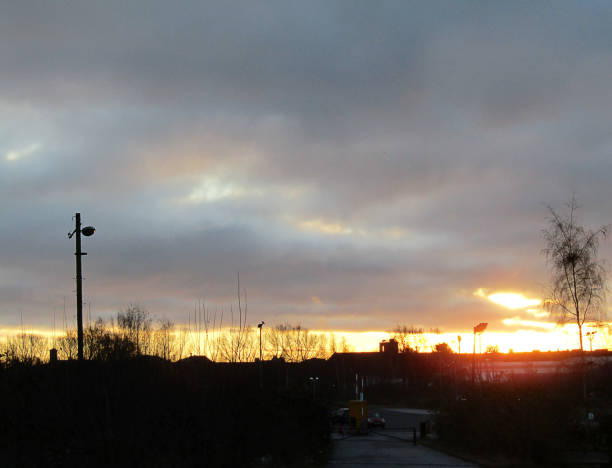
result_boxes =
[348,400,368,432]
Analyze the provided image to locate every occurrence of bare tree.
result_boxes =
[339,335,352,353]
[4,333,48,364]
[265,324,328,362]
[390,324,426,352]
[152,319,176,360]
[82,318,137,360]
[57,329,78,360]
[84,318,107,360]
[117,305,152,355]
[187,301,224,361]
[218,326,257,362]
[322,333,352,354]
[543,197,608,351]
[217,273,257,362]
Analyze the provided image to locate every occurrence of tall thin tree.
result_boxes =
[542,197,608,351]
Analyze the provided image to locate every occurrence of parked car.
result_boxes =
[367,412,386,428]
[331,408,349,425]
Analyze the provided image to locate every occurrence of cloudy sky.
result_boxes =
[2,1,612,335]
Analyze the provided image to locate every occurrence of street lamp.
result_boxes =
[586,331,597,352]
[257,321,265,361]
[68,212,95,361]
[472,322,487,385]
[309,376,319,399]
[473,322,488,352]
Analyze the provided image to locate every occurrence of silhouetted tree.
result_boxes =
[84,318,109,359]
[187,301,223,360]
[390,324,426,352]
[150,318,188,360]
[85,319,136,360]
[218,326,257,362]
[57,329,78,360]
[338,335,352,353]
[543,197,608,351]
[265,324,328,362]
[216,273,257,362]
[3,333,47,364]
[434,342,453,354]
[117,305,152,355]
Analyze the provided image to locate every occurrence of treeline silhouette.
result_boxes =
[0,307,342,466]
[1,306,352,365]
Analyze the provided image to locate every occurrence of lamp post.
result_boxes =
[68,213,95,361]
[586,331,597,352]
[257,321,265,361]
[309,376,319,399]
[471,322,487,386]
[257,321,265,389]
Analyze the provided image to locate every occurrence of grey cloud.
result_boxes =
[2,2,612,335]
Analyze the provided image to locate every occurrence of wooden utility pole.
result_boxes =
[75,213,84,360]
[68,213,95,361]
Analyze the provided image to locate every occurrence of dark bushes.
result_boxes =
[433,374,601,465]
[0,358,330,467]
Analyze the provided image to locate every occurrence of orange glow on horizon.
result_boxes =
[312,324,612,354]
[2,324,610,355]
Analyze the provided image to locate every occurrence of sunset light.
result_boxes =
[475,289,542,310]
[4,3,611,361]
[4,323,610,357]
[5,3,612,466]
[321,327,612,354]
[297,219,353,235]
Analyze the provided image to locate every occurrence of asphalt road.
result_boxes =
[372,407,431,431]
[328,408,477,468]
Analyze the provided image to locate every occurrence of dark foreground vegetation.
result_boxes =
[3,324,612,467]
[433,361,612,467]
[0,358,330,467]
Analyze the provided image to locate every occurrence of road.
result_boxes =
[371,407,431,431]
[328,408,477,468]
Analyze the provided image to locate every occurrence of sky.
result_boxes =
[2,1,612,344]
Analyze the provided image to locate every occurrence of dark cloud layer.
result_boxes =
[1,1,612,333]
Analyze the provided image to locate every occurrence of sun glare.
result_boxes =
[501,317,556,330]
[484,292,541,309]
